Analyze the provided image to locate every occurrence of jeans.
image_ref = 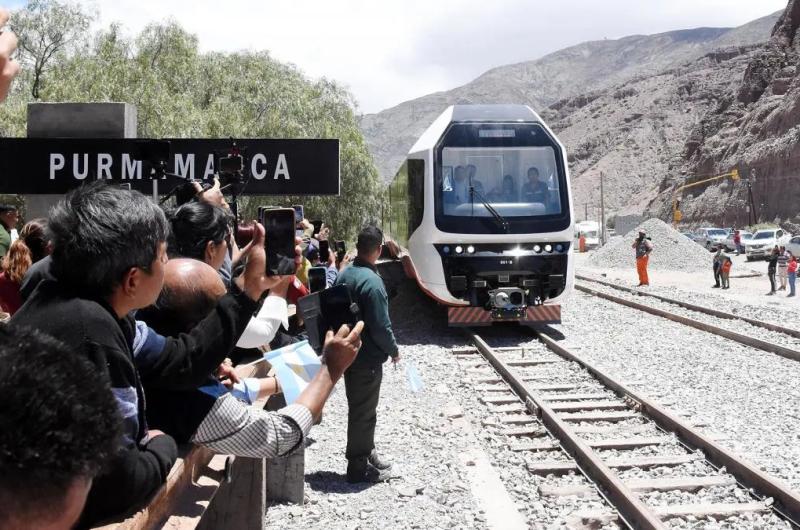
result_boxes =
[789,272,796,296]
[769,269,776,292]
[713,265,721,287]
[344,363,383,462]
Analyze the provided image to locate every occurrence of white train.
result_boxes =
[384,105,574,326]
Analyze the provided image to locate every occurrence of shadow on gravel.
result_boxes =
[305,471,374,494]
[388,279,463,347]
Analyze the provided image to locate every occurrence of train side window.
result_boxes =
[408,159,425,234]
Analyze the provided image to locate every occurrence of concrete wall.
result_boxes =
[615,214,645,236]
[24,103,137,219]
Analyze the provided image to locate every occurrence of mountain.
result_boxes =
[647,0,800,231]
[359,11,781,186]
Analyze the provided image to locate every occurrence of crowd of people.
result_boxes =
[631,229,797,297]
[1,179,403,529]
[0,23,402,529]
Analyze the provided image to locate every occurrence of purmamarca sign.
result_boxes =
[0,138,340,195]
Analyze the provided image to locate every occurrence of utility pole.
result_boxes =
[600,171,606,245]
[584,202,588,221]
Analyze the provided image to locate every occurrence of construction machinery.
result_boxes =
[672,168,740,225]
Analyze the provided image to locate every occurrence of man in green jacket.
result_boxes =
[335,225,400,483]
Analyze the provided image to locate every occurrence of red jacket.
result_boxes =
[789,259,798,274]
[0,272,22,315]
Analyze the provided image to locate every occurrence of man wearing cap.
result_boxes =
[0,204,18,259]
[632,230,653,286]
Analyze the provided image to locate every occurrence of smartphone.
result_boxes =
[261,208,296,276]
[308,266,327,293]
[297,284,360,352]
[311,220,323,237]
[319,240,330,262]
[292,205,304,225]
[321,284,360,333]
[335,240,346,262]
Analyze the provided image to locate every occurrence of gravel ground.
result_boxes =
[549,291,800,494]
[577,268,800,332]
[576,278,800,351]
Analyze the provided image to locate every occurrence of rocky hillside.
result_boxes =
[541,45,763,217]
[360,12,780,186]
[648,0,800,230]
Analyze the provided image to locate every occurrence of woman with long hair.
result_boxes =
[0,218,50,314]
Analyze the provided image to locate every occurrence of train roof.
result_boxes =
[409,104,544,155]
[450,104,540,122]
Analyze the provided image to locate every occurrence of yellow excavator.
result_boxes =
[672,168,739,225]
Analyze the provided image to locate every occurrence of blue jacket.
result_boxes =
[335,257,398,367]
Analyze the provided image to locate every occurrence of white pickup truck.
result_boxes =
[744,228,792,260]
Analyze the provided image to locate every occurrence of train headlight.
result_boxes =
[455,245,464,254]
[533,245,542,253]
[443,246,450,254]
[467,245,475,254]
[545,244,553,252]
[555,244,564,252]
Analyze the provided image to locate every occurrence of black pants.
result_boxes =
[769,269,776,292]
[713,265,721,286]
[344,363,383,462]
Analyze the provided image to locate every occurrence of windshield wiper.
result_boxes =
[469,184,509,233]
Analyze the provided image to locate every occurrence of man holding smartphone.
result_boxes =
[334,225,400,483]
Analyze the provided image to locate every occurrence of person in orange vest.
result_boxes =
[578,232,587,253]
[632,230,653,286]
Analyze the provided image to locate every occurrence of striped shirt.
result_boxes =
[191,395,313,458]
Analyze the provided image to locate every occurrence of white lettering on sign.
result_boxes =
[43,150,298,184]
[50,154,65,180]
[74,153,89,180]
[251,154,267,179]
[174,154,195,179]
[121,154,142,180]
[274,153,290,180]
[203,154,215,179]
[97,153,113,180]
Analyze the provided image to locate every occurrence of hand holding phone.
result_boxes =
[261,208,297,276]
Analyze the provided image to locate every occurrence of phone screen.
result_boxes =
[319,240,330,262]
[308,266,327,293]
[320,284,359,332]
[292,205,304,225]
[262,208,296,276]
[311,220,323,237]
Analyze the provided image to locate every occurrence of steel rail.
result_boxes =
[575,282,800,363]
[535,331,800,525]
[466,330,667,530]
[577,273,800,340]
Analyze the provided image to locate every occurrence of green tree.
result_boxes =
[10,0,92,99]
[0,11,382,240]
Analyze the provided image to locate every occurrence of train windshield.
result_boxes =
[441,146,562,218]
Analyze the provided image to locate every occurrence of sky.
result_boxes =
[7,0,790,113]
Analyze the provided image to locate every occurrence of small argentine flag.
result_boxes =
[265,340,321,404]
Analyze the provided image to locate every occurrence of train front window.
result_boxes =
[440,146,562,218]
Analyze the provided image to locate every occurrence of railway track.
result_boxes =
[458,328,800,529]
[574,275,800,363]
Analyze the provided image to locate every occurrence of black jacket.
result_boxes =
[11,280,259,526]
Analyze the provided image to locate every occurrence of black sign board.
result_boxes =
[0,138,340,195]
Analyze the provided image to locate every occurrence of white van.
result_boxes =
[575,221,600,249]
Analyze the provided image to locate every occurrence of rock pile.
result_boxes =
[590,218,711,271]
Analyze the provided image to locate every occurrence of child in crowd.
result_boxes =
[720,254,732,290]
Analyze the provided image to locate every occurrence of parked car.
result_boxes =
[744,228,792,260]
[694,227,728,251]
[721,230,752,252]
[787,235,800,258]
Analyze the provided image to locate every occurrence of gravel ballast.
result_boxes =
[551,291,800,494]
[591,218,711,272]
